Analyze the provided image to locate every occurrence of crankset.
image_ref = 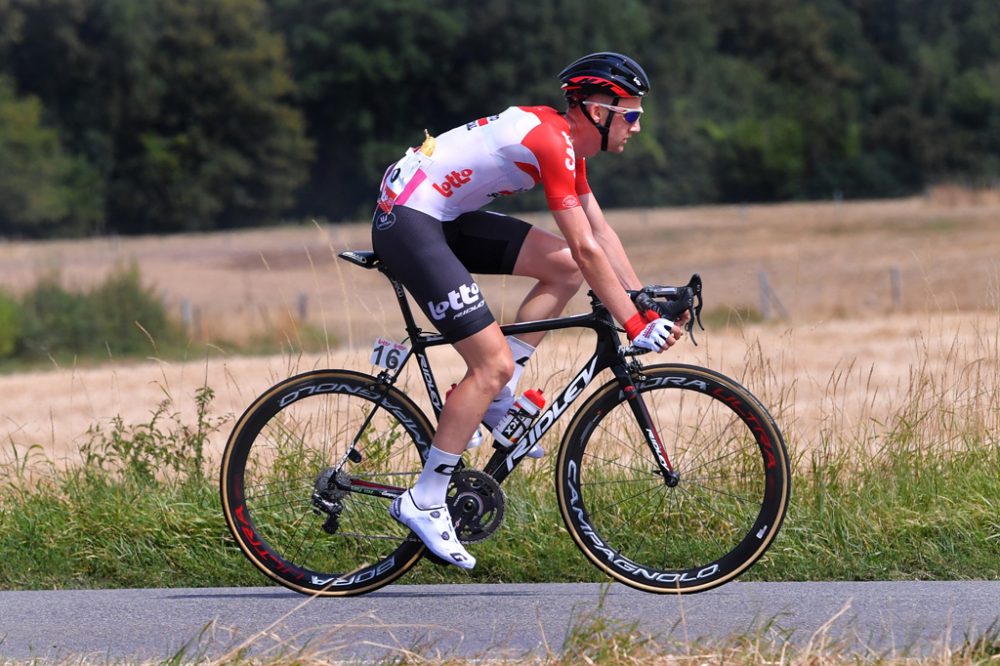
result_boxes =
[446,469,506,543]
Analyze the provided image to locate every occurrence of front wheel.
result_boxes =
[220,369,435,596]
[556,364,790,593]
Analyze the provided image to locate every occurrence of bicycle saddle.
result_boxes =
[338,250,382,270]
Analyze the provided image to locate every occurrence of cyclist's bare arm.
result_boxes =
[579,193,644,293]
[554,199,689,350]
[550,204,646,328]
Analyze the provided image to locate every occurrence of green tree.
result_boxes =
[104,0,313,232]
[0,76,102,236]
[18,276,97,358]
[17,264,182,359]
[845,0,1000,189]
[269,0,469,219]
[7,0,312,234]
[6,0,1000,231]
[0,0,25,54]
[270,0,666,217]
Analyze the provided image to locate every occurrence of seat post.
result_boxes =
[380,267,424,340]
[338,250,426,341]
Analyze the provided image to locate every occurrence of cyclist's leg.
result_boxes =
[389,322,510,569]
[373,206,513,453]
[509,226,584,347]
[431,325,512,455]
[445,211,581,448]
[446,210,582,350]
[373,206,513,567]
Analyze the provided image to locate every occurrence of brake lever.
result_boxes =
[639,273,705,346]
[687,273,705,346]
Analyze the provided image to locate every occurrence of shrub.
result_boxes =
[0,291,20,358]
[18,274,96,357]
[17,263,183,360]
[87,262,183,355]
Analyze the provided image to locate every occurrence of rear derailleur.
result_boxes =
[311,468,348,535]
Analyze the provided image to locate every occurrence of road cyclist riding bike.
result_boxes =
[373,52,687,568]
[219,53,790,596]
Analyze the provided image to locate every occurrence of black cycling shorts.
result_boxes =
[371,206,532,342]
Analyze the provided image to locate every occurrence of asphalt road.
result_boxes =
[2,582,998,662]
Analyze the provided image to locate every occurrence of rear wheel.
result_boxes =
[556,364,790,593]
[220,369,434,595]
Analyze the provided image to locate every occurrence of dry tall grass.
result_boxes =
[1,195,998,464]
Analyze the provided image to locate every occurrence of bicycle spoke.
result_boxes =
[581,478,664,517]
[574,474,659,486]
[580,451,663,478]
[559,366,788,593]
[677,438,756,479]
[681,478,759,506]
[671,484,752,553]
[614,483,669,564]
[222,370,431,595]
[285,507,324,565]
[591,420,649,459]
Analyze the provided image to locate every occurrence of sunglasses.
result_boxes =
[582,100,644,124]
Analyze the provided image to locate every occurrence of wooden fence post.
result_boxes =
[758,271,789,320]
[890,267,902,310]
[297,292,308,321]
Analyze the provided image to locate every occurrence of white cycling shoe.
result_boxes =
[390,490,476,570]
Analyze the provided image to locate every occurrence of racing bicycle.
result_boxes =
[220,250,790,596]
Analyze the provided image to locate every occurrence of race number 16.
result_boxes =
[370,337,408,369]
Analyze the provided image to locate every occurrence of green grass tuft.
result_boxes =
[1,316,999,590]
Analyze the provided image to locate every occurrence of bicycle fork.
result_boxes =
[614,364,681,487]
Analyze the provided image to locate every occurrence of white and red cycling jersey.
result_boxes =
[377,106,591,221]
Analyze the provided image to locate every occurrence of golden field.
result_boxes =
[1,191,998,464]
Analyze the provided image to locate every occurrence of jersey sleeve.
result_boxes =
[575,157,591,196]
[520,121,584,211]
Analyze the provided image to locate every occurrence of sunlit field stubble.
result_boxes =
[0,189,998,474]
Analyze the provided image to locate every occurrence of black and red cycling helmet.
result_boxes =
[559,52,649,151]
[558,52,650,101]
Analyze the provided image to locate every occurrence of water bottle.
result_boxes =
[491,389,545,449]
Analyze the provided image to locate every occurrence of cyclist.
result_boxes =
[373,52,687,569]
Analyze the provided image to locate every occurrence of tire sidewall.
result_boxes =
[220,369,433,595]
[555,363,790,593]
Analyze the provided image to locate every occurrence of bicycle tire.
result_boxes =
[556,363,790,593]
[220,369,433,596]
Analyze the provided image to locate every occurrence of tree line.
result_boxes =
[1,0,997,238]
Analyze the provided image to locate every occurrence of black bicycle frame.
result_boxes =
[340,255,679,496]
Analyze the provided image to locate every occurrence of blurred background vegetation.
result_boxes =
[0,0,998,238]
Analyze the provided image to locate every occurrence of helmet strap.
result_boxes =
[600,96,620,151]
[581,95,619,152]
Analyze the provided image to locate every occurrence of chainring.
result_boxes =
[446,469,506,543]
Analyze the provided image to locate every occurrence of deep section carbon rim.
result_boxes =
[220,370,433,595]
[557,364,790,593]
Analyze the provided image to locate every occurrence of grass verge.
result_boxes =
[1,319,998,589]
[0,394,1000,589]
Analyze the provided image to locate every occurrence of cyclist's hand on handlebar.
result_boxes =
[670,310,691,342]
[645,309,689,349]
[626,313,676,353]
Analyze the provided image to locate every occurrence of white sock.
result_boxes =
[483,336,537,430]
[504,335,535,396]
[410,446,461,509]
